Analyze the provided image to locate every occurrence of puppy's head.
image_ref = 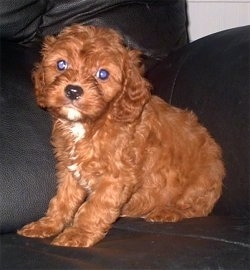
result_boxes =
[33,24,151,123]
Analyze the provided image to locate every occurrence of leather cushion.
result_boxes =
[1,216,249,269]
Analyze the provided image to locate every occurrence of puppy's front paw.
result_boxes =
[52,227,102,247]
[18,217,63,238]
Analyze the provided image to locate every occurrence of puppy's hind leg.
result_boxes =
[145,207,184,223]
[145,179,222,223]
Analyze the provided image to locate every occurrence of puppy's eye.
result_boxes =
[57,60,68,71]
[96,69,109,80]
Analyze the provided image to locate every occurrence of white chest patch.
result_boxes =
[67,108,82,121]
[70,122,86,142]
[67,122,91,192]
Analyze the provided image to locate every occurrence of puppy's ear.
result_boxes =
[111,50,151,123]
[32,36,56,108]
[32,63,46,108]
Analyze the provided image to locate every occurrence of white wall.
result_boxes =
[186,0,250,41]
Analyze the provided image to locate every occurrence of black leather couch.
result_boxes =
[1,1,249,269]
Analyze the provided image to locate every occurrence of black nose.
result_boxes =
[64,85,83,100]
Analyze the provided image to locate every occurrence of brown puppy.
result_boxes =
[18,25,225,247]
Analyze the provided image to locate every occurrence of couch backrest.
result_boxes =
[0,0,46,43]
[0,0,188,66]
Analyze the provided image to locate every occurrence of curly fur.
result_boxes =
[18,25,225,247]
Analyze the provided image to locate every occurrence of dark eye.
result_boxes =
[57,60,68,71]
[96,69,109,80]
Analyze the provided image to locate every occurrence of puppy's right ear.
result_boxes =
[32,63,46,108]
[32,36,56,108]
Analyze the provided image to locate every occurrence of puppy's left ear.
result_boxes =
[111,50,151,123]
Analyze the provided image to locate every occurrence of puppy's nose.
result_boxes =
[64,85,83,100]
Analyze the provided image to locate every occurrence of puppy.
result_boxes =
[18,25,225,247]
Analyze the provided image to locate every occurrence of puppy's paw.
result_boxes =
[145,208,183,223]
[52,227,101,247]
[18,217,63,238]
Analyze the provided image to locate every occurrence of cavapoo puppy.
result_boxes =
[18,24,225,247]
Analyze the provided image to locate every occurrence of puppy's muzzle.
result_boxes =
[65,85,83,100]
